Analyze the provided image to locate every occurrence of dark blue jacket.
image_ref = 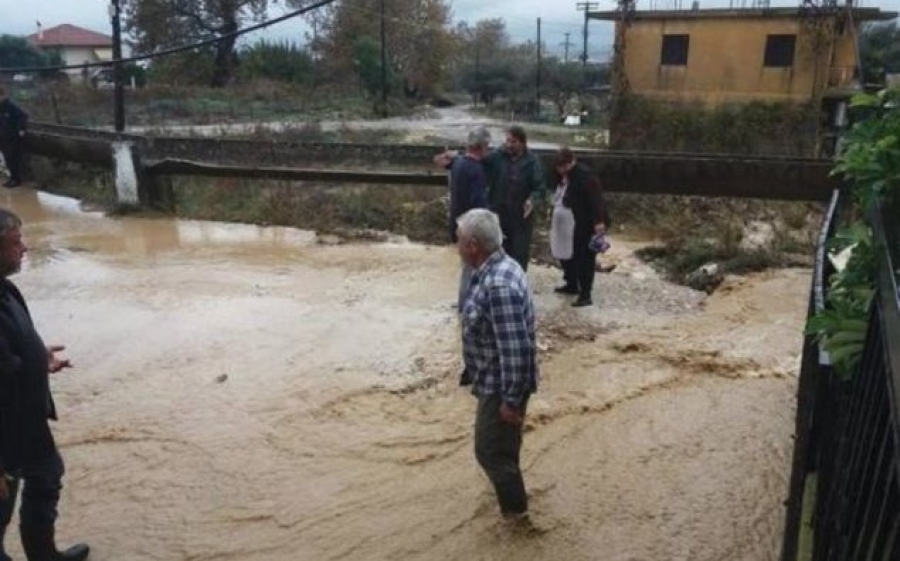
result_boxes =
[448,154,488,242]
[0,279,57,473]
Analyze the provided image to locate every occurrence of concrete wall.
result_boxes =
[57,47,113,79]
[24,122,839,202]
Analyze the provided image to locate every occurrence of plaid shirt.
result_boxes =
[460,251,538,407]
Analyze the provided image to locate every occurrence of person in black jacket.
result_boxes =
[550,147,609,307]
[0,209,89,561]
[0,88,28,189]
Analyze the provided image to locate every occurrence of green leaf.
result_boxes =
[850,93,881,107]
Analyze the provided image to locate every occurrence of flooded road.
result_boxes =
[130,106,589,149]
[1,187,804,561]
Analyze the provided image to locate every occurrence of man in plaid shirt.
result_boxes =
[456,208,538,520]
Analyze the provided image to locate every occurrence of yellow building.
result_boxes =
[591,5,896,106]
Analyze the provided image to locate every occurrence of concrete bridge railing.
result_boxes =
[23,121,841,209]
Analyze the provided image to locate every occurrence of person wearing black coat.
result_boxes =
[0,87,28,189]
[550,147,610,307]
[0,208,89,561]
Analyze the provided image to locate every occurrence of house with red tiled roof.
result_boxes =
[26,24,113,79]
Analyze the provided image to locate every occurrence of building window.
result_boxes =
[660,34,689,66]
[764,35,796,68]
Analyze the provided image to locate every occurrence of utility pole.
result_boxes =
[109,0,125,132]
[536,18,542,118]
[576,2,599,69]
[380,0,388,117]
[562,32,573,63]
[311,20,318,90]
[474,38,481,107]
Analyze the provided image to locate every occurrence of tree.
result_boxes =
[452,19,527,106]
[0,35,57,71]
[146,48,218,86]
[351,36,390,99]
[124,0,271,87]
[859,22,900,85]
[458,60,517,105]
[302,0,454,99]
[541,59,584,117]
[454,18,510,65]
[239,40,314,84]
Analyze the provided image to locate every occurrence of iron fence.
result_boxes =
[781,191,900,560]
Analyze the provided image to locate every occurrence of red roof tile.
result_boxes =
[27,24,112,48]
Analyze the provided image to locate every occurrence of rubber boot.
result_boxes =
[19,525,88,561]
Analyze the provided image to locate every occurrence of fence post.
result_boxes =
[110,141,141,207]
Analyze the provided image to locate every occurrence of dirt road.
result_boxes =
[1,187,803,560]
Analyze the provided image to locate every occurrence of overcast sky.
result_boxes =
[0,0,897,62]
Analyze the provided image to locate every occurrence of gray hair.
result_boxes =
[457,208,502,253]
[0,209,22,239]
[466,126,491,150]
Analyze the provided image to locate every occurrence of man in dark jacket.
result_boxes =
[0,208,89,561]
[444,127,490,243]
[434,127,491,311]
[0,88,28,188]
[481,126,546,272]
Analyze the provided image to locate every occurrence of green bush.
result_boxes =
[610,96,820,156]
[238,40,314,85]
[806,90,900,378]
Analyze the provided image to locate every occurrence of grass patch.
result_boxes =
[29,158,117,207]
[170,178,449,244]
[17,82,414,128]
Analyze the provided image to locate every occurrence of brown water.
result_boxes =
[1,187,805,561]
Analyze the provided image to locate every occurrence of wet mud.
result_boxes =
[1,188,804,560]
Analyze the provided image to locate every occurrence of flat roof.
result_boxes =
[588,7,897,22]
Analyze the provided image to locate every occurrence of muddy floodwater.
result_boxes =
[1,187,806,561]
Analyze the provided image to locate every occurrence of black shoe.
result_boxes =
[20,524,89,561]
[554,284,579,295]
[57,543,89,561]
[572,295,593,307]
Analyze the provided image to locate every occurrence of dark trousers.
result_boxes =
[474,393,530,515]
[0,447,65,535]
[0,139,23,182]
[561,231,597,298]
[498,209,533,272]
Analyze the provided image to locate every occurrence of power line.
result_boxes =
[0,0,338,75]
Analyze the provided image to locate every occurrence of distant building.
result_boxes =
[27,24,114,81]
[591,4,896,105]
[590,2,897,155]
